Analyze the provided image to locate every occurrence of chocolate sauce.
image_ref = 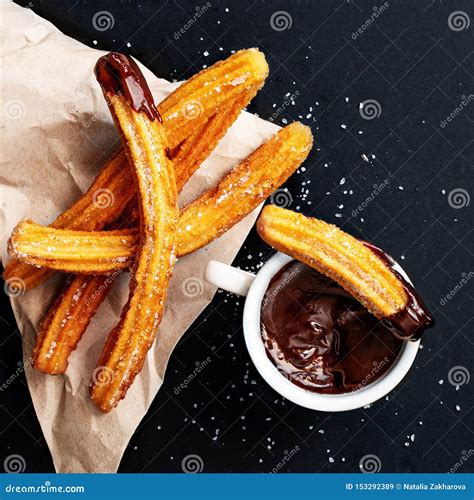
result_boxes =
[261,254,433,395]
[363,242,434,340]
[95,52,161,122]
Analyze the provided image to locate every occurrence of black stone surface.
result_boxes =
[1,0,473,474]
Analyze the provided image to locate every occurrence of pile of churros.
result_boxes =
[5,49,313,412]
[5,47,434,412]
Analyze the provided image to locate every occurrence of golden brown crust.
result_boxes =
[256,205,408,319]
[90,89,178,413]
[177,122,313,256]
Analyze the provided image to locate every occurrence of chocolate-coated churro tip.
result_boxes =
[95,52,161,122]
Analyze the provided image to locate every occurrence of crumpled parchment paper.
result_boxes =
[0,0,279,472]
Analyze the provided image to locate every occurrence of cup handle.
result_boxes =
[204,260,256,297]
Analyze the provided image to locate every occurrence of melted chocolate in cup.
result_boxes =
[260,256,433,395]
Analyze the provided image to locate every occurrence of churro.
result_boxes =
[257,205,408,318]
[90,53,178,412]
[9,222,137,273]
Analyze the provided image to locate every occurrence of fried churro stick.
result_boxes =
[3,48,268,291]
[256,205,408,319]
[33,274,117,374]
[29,123,313,376]
[11,123,313,273]
[90,53,178,412]
[9,223,137,273]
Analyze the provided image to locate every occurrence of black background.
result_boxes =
[1,0,473,473]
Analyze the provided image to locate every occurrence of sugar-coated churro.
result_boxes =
[257,205,408,318]
[9,222,137,273]
[257,205,434,339]
[90,53,178,412]
[33,274,117,375]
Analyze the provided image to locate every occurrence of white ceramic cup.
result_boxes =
[204,252,420,412]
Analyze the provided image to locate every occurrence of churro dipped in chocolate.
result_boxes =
[257,205,434,340]
[90,53,178,412]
